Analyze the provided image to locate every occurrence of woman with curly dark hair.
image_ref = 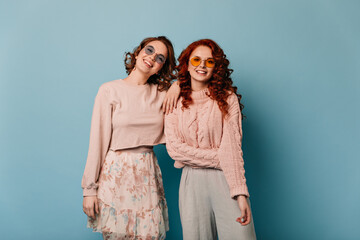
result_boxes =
[82,36,180,240]
[165,39,256,239]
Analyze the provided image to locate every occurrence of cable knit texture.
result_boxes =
[82,79,166,196]
[164,88,249,197]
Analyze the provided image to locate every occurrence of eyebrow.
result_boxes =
[192,56,214,59]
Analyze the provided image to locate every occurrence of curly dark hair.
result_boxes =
[124,36,177,91]
[176,39,245,118]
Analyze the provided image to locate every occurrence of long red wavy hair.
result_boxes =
[177,39,244,118]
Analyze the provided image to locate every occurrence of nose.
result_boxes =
[149,54,156,62]
[199,60,206,68]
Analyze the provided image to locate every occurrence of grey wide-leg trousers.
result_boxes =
[179,166,257,240]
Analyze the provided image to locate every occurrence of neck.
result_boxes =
[124,68,150,85]
[191,79,209,91]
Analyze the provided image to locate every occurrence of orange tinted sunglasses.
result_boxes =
[190,57,216,68]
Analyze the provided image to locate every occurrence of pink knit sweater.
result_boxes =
[164,88,249,197]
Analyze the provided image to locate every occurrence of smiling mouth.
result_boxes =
[143,59,153,68]
[196,70,207,75]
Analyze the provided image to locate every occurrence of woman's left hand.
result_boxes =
[236,195,252,226]
[162,81,180,115]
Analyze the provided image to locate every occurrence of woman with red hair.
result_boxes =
[165,39,256,239]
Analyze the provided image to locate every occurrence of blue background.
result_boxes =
[1,0,359,239]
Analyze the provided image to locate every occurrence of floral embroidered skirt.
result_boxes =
[88,149,169,240]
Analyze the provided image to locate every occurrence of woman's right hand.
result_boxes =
[83,196,99,219]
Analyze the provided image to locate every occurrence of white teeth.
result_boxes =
[144,59,152,68]
[196,70,206,74]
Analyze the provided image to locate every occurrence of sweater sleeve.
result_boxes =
[218,94,249,198]
[81,85,113,196]
[164,109,220,168]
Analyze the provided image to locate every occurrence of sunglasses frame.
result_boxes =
[144,45,166,65]
[190,57,216,68]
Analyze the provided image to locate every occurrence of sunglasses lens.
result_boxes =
[190,57,201,67]
[205,58,215,68]
[156,55,166,64]
[145,46,154,55]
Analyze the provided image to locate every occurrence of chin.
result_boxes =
[137,65,152,74]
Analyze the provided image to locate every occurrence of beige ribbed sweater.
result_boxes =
[165,89,249,197]
[82,79,166,196]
